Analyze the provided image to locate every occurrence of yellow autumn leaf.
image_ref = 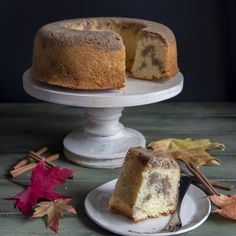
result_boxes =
[148,138,225,168]
[32,199,77,232]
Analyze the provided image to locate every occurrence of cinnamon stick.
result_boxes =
[181,172,233,191]
[45,153,59,162]
[29,151,55,168]
[10,153,59,177]
[13,147,48,169]
[10,163,37,177]
[186,162,219,195]
[191,176,233,191]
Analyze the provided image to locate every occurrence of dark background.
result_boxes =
[0,0,235,102]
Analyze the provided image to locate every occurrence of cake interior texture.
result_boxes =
[30,17,179,90]
[108,147,180,222]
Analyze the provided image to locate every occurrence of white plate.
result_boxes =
[85,179,211,236]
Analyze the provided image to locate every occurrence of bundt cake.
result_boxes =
[108,147,180,222]
[30,17,179,90]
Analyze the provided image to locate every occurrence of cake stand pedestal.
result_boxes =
[23,70,183,168]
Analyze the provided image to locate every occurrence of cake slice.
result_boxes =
[108,147,180,222]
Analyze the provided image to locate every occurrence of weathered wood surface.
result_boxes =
[0,102,236,235]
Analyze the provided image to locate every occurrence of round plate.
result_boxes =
[23,70,183,108]
[85,179,211,236]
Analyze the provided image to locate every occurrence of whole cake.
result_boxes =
[30,17,179,90]
[108,147,180,222]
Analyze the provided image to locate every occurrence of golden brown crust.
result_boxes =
[31,17,178,90]
[37,17,176,49]
[31,37,125,90]
[127,147,179,170]
[108,148,150,217]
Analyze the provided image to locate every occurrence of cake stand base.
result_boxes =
[63,107,146,168]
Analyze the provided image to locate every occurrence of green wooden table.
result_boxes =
[0,102,236,235]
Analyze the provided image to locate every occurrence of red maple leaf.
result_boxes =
[9,161,74,215]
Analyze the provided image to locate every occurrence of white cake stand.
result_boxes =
[23,70,183,168]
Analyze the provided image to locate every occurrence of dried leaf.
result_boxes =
[215,205,236,220]
[209,194,236,207]
[209,194,236,220]
[9,161,74,215]
[148,138,225,168]
[32,199,77,232]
